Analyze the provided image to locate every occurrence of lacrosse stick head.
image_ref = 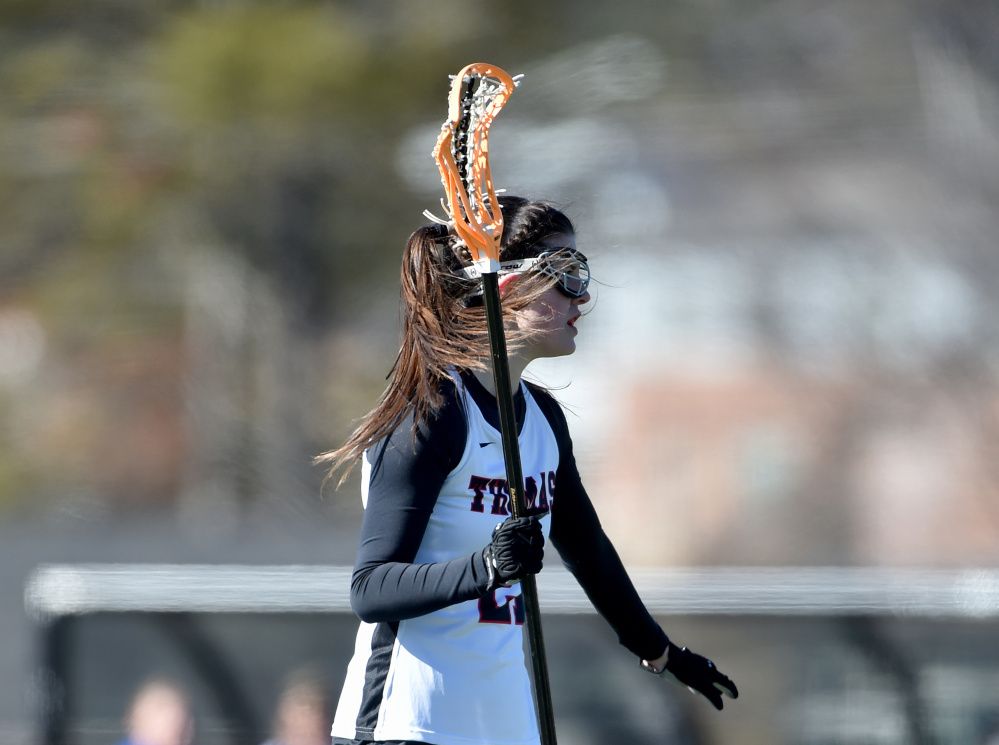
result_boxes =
[432,63,517,271]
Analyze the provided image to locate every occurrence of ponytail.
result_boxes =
[318,198,574,483]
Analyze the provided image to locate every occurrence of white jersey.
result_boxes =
[331,376,558,745]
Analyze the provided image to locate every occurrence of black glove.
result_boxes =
[645,645,739,711]
[482,516,544,591]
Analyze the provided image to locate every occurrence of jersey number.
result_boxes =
[478,591,524,625]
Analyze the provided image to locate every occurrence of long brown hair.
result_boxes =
[318,196,575,482]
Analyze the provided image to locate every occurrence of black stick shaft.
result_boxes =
[480,272,558,745]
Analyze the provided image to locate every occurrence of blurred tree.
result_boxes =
[146,1,535,327]
[0,0,586,516]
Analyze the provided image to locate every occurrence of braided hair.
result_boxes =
[318,196,575,482]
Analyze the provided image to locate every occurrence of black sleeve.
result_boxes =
[531,386,669,662]
[349,385,493,623]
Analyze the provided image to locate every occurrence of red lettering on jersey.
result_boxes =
[468,475,489,512]
[488,478,510,515]
[525,473,553,516]
[468,471,555,515]
[478,591,523,625]
[525,476,538,510]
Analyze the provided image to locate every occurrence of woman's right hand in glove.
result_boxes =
[482,516,544,591]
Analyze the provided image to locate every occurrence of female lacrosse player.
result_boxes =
[321,196,737,745]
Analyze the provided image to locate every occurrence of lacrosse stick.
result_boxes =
[432,63,558,745]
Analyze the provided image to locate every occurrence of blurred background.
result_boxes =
[2,0,999,743]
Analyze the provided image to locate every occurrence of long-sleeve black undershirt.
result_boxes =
[349,372,668,662]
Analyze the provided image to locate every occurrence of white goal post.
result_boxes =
[25,564,999,619]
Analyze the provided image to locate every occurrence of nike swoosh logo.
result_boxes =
[479,442,492,448]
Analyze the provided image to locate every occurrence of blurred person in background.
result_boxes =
[261,667,331,745]
[318,196,738,745]
[981,717,999,745]
[115,677,194,745]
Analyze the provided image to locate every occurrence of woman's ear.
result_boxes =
[498,273,520,299]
